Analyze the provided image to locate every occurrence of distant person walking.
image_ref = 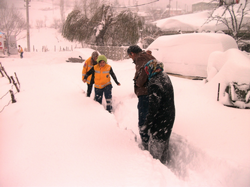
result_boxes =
[83,55,120,113]
[82,51,99,97]
[18,45,23,58]
[142,59,175,164]
[127,45,155,150]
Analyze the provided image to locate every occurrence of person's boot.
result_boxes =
[139,141,148,150]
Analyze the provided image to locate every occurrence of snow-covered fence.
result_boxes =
[89,46,129,61]
[0,62,20,113]
[27,44,129,60]
[30,45,74,52]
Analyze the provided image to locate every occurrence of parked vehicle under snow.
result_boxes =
[147,33,238,78]
[206,48,250,109]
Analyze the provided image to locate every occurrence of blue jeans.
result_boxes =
[94,84,112,112]
[137,95,149,143]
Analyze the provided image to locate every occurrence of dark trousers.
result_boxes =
[20,52,23,58]
[137,95,149,143]
[87,83,94,97]
[148,137,170,164]
[94,84,112,112]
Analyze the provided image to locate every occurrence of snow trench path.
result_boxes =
[113,94,248,187]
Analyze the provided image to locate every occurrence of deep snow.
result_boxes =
[0,45,250,186]
[147,33,238,77]
[1,0,250,186]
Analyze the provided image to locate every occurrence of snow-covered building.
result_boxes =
[161,7,184,18]
[192,0,219,12]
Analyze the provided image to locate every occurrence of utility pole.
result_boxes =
[25,0,31,52]
[168,0,172,17]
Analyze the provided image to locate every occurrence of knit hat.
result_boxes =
[97,55,107,63]
[92,51,99,58]
[144,59,164,80]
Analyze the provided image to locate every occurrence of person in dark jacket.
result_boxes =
[127,45,155,150]
[142,59,175,164]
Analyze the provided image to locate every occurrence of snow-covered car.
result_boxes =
[147,33,238,77]
[206,48,250,109]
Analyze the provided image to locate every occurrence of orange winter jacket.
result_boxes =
[94,64,111,89]
[84,63,120,89]
[18,46,23,53]
[82,57,96,84]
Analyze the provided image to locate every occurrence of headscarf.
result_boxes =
[144,59,164,80]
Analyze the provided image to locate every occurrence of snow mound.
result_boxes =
[207,48,250,82]
[206,48,250,108]
[154,11,213,31]
[147,33,238,77]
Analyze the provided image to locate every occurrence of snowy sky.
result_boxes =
[7,0,201,12]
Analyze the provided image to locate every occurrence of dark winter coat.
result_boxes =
[142,72,175,141]
[133,52,155,97]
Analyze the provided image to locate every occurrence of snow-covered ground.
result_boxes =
[1,42,250,187]
[1,1,250,186]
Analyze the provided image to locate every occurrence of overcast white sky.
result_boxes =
[7,0,203,12]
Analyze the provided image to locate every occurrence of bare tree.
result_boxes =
[206,0,250,43]
[36,20,44,29]
[75,0,100,19]
[0,1,26,54]
[51,18,61,29]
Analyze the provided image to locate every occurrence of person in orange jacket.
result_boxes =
[18,45,23,58]
[82,51,99,97]
[83,55,120,113]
